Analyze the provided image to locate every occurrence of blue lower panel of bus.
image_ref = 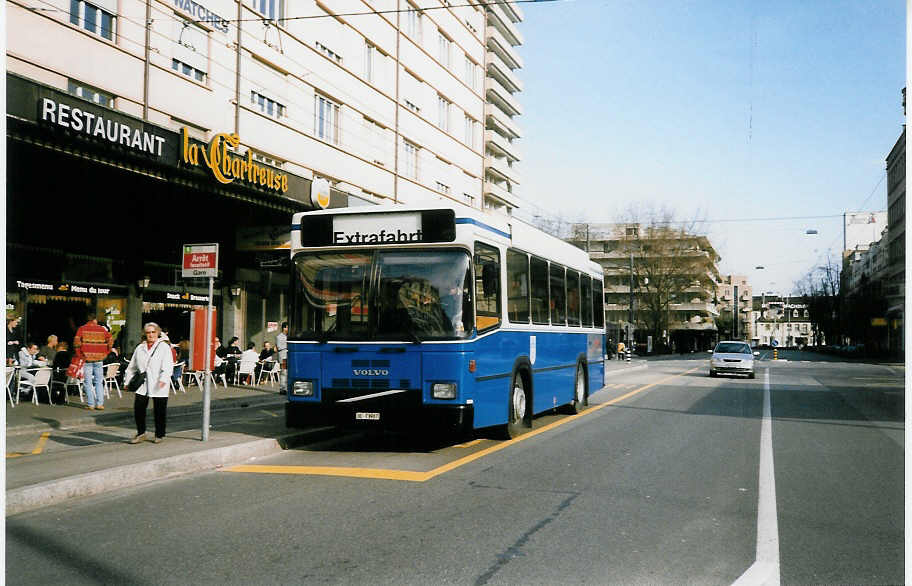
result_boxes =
[285,331,605,432]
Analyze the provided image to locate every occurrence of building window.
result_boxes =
[463,193,475,206]
[316,41,342,64]
[464,56,476,89]
[172,59,206,82]
[252,151,284,168]
[404,100,420,113]
[70,0,115,41]
[438,33,451,67]
[464,115,475,147]
[803,309,809,317]
[364,41,375,82]
[251,0,284,21]
[403,141,419,180]
[315,95,341,144]
[67,80,114,107]
[436,181,451,195]
[250,91,286,119]
[172,19,207,82]
[437,96,450,131]
[406,4,422,40]
[793,309,798,317]
[626,226,638,237]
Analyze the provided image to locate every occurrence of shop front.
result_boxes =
[6,73,350,352]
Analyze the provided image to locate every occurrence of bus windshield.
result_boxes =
[291,249,473,342]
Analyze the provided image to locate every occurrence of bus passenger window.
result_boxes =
[474,243,501,331]
[507,249,529,323]
[529,257,549,325]
[593,279,605,328]
[550,264,566,326]
[582,275,593,327]
[567,270,581,327]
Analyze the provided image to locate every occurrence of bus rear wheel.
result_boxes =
[503,371,530,439]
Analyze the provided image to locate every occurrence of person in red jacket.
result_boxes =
[74,313,113,410]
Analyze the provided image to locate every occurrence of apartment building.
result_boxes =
[569,223,722,353]
[715,275,753,341]
[6,0,505,349]
[482,0,523,214]
[885,128,905,358]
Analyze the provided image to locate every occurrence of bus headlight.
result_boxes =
[293,380,314,396]
[432,382,457,399]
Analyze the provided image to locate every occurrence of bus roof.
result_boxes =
[291,204,603,278]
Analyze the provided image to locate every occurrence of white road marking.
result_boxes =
[732,368,780,586]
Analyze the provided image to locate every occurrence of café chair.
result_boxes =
[236,359,257,385]
[257,360,280,386]
[18,367,52,406]
[103,363,122,399]
[171,362,188,394]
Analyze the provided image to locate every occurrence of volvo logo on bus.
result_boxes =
[353,369,389,376]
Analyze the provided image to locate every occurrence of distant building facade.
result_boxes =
[569,223,722,353]
[885,128,905,358]
[716,275,753,341]
[751,295,816,349]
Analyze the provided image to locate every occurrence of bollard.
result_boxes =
[625,350,631,363]
[773,349,778,360]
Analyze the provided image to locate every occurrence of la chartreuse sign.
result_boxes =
[180,127,288,194]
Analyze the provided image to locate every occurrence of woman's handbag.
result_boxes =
[126,342,160,393]
[66,356,85,380]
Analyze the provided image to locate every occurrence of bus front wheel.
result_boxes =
[504,371,531,439]
[565,363,587,414]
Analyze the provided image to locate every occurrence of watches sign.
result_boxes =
[182,243,219,278]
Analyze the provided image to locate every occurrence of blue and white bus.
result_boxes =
[284,205,606,438]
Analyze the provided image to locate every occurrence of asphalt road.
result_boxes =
[6,354,904,585]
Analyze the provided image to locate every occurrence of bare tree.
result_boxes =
[617,205,716,351]
[795,255,842,346]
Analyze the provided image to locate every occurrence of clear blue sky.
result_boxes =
[517,0,905,294]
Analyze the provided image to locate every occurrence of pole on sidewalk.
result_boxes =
[202,276,213,441]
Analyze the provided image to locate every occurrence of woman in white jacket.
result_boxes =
[124,322,174,444]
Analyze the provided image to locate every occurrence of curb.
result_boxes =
[604,363,647,377]
[6,393,287,437]
[6,426,333,516]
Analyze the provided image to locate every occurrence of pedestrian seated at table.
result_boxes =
[18,343,48,387]
[238,342,259,384]
[255,341,276,380]
[51,341,73,382]
[39,334,59,364]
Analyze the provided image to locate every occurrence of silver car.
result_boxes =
[708,341,759,379]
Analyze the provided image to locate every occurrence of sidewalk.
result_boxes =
[6,360,650,516]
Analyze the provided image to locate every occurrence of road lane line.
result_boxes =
[31,432,50,455]
[226,366,698,481]
[454,439,483,448]
[732,368,780,586]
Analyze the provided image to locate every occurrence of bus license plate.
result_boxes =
[356,412,380,421]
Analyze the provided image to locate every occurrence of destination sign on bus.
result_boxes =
[297,209,456,247]
[333,213,422,244]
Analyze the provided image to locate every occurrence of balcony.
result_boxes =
[487,3,523,45]
[487,51,523,93]
[485,129,521,162]
[485,103,521,140]
[494,0,523,23]
[486,77,522,117]
[485,155,520,185]
[672,302,720,317]
[486,27,523,69]
[483,180,521,208]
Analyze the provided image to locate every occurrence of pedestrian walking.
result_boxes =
[125,322,174,444]
[6,316,22,363]
[276,322,288,364]
[73,313,113,410]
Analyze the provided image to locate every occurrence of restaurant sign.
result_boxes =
[15,280,125,296]
[180,128,289,193]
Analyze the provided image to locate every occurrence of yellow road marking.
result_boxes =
[454,439,483,448]
[7,432,51,459]
[261,410,279,417]
[226,366,699,481]
[32,432,50,455]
